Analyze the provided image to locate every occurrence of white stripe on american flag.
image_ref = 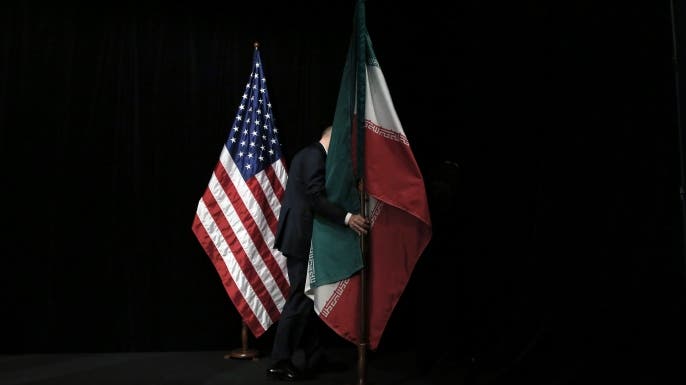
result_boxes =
[257,163,286,226]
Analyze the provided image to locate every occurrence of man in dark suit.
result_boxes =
[267,125,369,381]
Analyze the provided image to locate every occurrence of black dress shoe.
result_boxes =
[266,360,305,381]
[266,360,286,378]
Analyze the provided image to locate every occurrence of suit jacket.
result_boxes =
[273,142,347,259]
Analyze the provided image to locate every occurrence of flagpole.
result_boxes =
[224,321,259,360]
[354,2,369,384]
[357,178,370,385]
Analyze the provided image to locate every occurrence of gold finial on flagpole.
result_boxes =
[254,41,259,49]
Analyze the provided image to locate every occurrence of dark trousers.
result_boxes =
[270,255,323,368]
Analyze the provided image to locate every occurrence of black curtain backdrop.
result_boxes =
[2,0,685,380]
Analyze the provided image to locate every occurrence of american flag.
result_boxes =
[192,46,289,337]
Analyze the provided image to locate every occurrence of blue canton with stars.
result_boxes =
[226,48,283,181]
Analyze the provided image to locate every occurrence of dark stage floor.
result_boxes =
[0,348,458,385]
[1,344,682,385]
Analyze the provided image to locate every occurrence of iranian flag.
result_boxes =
[305,0,432,350]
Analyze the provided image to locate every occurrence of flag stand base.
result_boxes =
[224,321,260,360]
[224,348,259,360]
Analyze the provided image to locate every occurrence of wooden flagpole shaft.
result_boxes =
[357,178,369,385]
[224,321,259,360]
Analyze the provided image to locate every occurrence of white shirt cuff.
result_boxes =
[344,212,352,225]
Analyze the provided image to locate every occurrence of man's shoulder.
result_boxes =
[293,142,323,159]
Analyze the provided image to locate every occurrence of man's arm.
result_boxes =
[302,148,347,224]
[302,148,368,235]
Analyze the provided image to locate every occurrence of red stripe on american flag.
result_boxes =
[191,214,266,337]
[245,176,279,238]
[265,160,286,202]
[201,179,281,324]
